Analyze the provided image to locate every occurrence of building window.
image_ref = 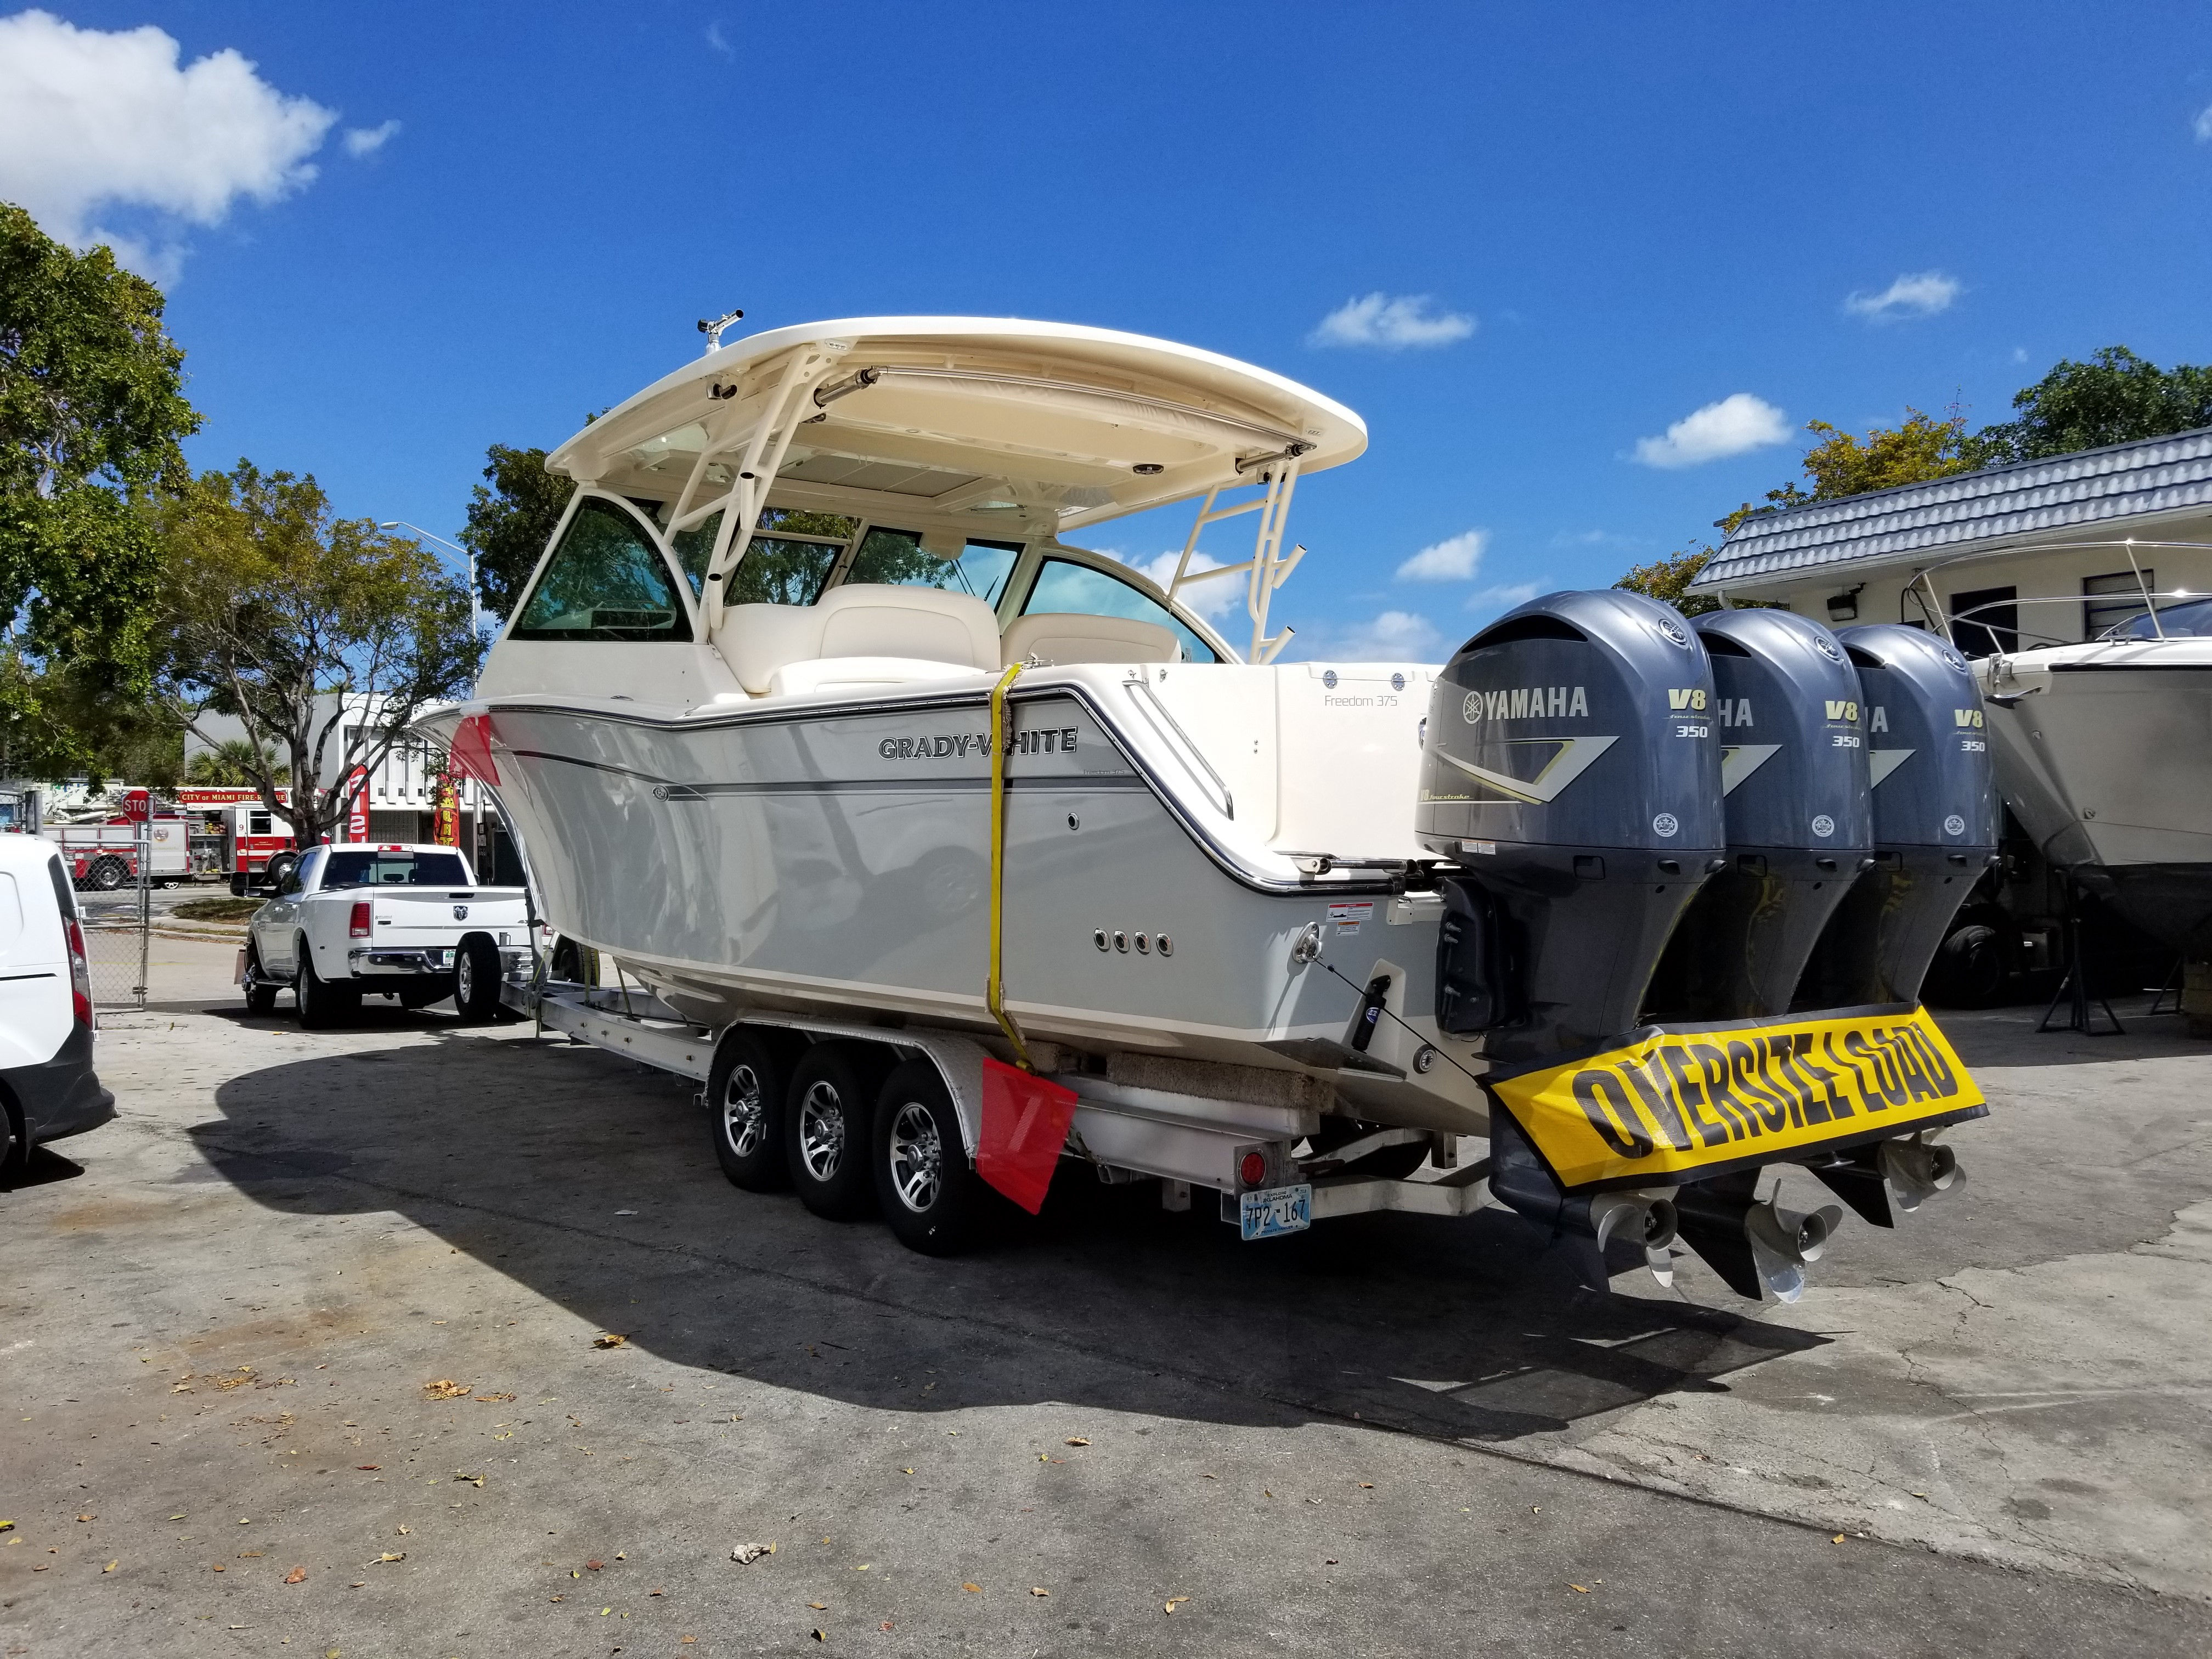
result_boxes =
[2083,569,2155,640]
[1948,585,2018,657]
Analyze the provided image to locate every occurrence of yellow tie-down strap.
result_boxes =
[1484,1004,1988,1192]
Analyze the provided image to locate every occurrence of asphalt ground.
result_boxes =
[2,938,2208,1658]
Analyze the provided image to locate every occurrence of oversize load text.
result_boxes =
[1488,1011,1983,1187]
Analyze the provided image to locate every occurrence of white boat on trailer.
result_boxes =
[420,315,1985,1301]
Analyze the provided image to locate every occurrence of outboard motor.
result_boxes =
[1795,625,2001,1008]
[1644,610,1873,1020]
[1417,590,1723,1063]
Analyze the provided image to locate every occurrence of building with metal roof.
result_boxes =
[1686,426,2212,648]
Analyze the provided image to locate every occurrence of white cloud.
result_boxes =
[1309,609,1443,662]
[1843,270,1962,322]
[1395,529,1486,582]
[1109,549,1243,623]
[2195,104,2212,141]
[1308,292,1475,350]
[1466,582,1541,611]
[342,120,400,158]
[0,9,336,280]
[1632,393,1791,469]
[706,20,734,57]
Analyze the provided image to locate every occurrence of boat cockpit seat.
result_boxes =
[1002,612,1181,667]
[721,585,1003,698]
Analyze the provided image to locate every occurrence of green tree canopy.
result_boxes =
[458,442,574,620]
[157,460,482,847]
[1980,345,2212,462]
[0,201,199,776]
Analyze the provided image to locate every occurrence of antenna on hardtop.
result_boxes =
[697,309,744,354]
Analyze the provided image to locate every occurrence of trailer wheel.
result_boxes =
[708,1029,801,1192]
[873,1058,997,1255]
[242,940,278,1015]
[454,936,504,1023]
[784,1041,890,1220]
[1923,917,2013,1008]
[295,946,357,1030]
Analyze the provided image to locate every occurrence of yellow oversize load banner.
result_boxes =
[1485,1004,1988,1191]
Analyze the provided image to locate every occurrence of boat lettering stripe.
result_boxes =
[504,748,1146,795]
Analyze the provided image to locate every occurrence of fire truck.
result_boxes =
[175,787,301,889]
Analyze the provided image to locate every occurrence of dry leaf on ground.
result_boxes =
[1164,1596,1189,1614]
[1570,1584,1590,1593]
[423,1380,472,1400]
[808,1602,827,1610]
[368,1551,405,1564]
[1030,1586,1050,1596]
[731,1543,774,1564]
[285,1567,307,1584]
[962,1582,982,1593]
[454,1473,486,1487]
[1064,1437,1090,1446]
[585,1560,604,1571]
[592,1334,628,1350]
[475,1392,516,1403]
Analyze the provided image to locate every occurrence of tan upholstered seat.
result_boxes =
[721,585,1005,697]
[1001,611,1181,667]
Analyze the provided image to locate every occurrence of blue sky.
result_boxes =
[9,2,2212,661]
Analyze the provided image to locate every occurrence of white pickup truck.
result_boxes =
[240,843,531,1028]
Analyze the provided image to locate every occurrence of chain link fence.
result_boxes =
[78,827,152,1012]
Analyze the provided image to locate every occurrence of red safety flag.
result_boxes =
[976,1058,1078,1215]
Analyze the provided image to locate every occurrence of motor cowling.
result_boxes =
[1796,625,2001,1007]
[1418,590,1723,1060]
[1645,609,1874,1019]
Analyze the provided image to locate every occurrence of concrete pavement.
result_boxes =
[2,937,2207,1657]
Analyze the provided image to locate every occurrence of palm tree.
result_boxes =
[184,738,278,786]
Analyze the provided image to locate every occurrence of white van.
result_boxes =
[0,833,112,1177]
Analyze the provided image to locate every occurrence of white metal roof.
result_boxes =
[546,315,1368,534]
[1691,425,2212,591]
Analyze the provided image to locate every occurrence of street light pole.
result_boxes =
[379,520,482,641]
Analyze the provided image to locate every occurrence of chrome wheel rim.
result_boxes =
[721,1063,765,1159]
[797,1081,845,1181]
[887,1100,941,1214]
[455,952,474,1003]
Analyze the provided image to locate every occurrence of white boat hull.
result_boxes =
[419,663,1487,1132]
[1980,646,2212,952]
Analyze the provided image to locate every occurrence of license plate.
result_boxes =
[1239,1183,1312,1241]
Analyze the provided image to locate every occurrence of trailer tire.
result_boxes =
[784,1041,890,1220]
[1923,918,2013,1009]
[709,1029,801,1192]
[453,935,503,1023]
[873,1058,996,1255]
[295,946,357,1030]
[242,940,279,1015]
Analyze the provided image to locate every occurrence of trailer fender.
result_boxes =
[745,1018,992,1165]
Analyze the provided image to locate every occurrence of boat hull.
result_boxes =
[421,670,1486,1131]
[1980,656,2212,951]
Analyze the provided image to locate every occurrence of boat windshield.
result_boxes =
[848,535,1022,607]
[2102,596,2212,640]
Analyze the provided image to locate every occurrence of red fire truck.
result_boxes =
[176,787,301,889]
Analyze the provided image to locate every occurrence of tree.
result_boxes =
[157,460,482,848]
[1979,345,2212,462]
[1723,409,2002,534]
[1616,546,1724,616]
[458,443,573,620]
[184,737,277,786]
[0,201,199,775]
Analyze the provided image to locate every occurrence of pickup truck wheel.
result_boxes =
[784,1042,890,1220]
[454,936,503,1023]
[874,1059,996,1255]
[295,947,357,1031]
[709,1029,800,1192]
[242,941,278,1015]
[0,1099,23,1187]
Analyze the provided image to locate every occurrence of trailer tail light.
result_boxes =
[349,900,373,939]
[65,918,93,1028]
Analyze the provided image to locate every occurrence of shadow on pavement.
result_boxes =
[184,1008,1827,1447]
